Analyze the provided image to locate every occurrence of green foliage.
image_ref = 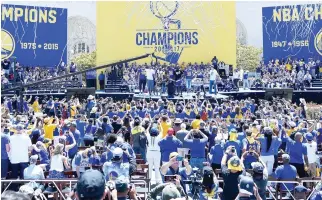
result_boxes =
[236,43,262,71]
[71,50,96,71]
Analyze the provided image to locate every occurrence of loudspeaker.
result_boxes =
[229,65,233,76]
[66,87,96,100]
[265,88,293,101]
[218,69,226,78]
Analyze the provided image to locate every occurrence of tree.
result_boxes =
[71,50,96,71]
[236,43,262,71]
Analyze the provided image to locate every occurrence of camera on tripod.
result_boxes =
[182,167,203,198]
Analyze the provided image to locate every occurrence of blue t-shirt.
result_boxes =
[67,130,80,157]
[274,164,297,191]
[185,70,193,79]
[89,155,100,165]
[38,149,50,165]
[285,137,307,164]
[243,153,257,170]
[1,133,9,159]
[258,136,281,156]
[98,74,105,81]
[76,119,87,138]
[224,140,241,157]
[243,73,248,79]
[158,137,183,162]
[185,139,207,158]
[209,144,224,164]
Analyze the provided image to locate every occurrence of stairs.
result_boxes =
[306,79,322,91]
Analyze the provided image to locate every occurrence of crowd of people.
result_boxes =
[1,60,81,90]
[119,57,322,96]
[1,91,322,199]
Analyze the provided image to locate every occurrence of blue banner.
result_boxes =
[1,4,67,67]
[262,4,322,62]
[86,70,97,79]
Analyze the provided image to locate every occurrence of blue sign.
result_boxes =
[86,70,97,79]
[262,4,322,62]
[1,4,67,67]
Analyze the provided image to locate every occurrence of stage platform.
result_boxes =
[2,88,322,103]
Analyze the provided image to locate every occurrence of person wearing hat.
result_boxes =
[9,124,32,180]
[221,149,245,200]
[75,114,87,147]
[274,154,297,192]
[184,129,208,169]
[68,169,107,200]
[147,178,185,200]
[236,176,262,200]
[160,152,192,187]
[172,118,182,134]
[284,131,309,178]
[86,95,96,117]
[304,132,318,187]
[102,147,130,182]
[250,161,268,200]
[158,128,183,164]
[199,166,220,200]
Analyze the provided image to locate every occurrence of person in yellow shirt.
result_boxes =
[191,114,202,129]
[32,96,40,113]
[70,103,78,118]
[159,115,172,138]
[43,116,59,140]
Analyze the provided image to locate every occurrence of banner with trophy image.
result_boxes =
[97,1,236,66]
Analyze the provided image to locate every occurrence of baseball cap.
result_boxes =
[161,184,181,200]
[251,162,264,173]
[167,128,175,136]
[305,133,313,141]
[111,147,123,161]
[282,154,290,161]
[289,121,296,128]
[115,176,129,193]
[228,156,243,171]
[76,169,105,199]
[239,176,254,195]
[169,152,179,160]
[203,166,214,176]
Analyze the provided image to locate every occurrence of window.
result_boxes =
[73,42,90,54]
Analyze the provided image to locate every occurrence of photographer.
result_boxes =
[221,146,245,200]
[199,166,219,200]
[147,176,186,200]
[184,129,208,169]
[160,152,192,185]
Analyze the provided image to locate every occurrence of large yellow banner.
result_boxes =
[97,1,236,66]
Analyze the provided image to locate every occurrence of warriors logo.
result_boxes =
[315,28,322,56]
[1,29,15,60]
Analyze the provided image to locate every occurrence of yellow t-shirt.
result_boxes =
[70,105,77,118]
[191,119,201,129]
[160,121,171,138]
[235,113,243,120]
[286,64,292,71]
[44,124,57,140]
[32,101,40,112]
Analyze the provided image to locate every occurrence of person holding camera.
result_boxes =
[199,166,220,200]
[160,152,192,184]
[224,129,241,157]
[256,127,281,176]
[235,176,262,200]
[146,127,162,183]
[132,117,148,162]
[221,146,245,200]
[184,129,208,169]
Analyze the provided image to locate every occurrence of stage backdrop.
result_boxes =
[97,1,236,66]
[1,4,67,67]
[262,4,322,62]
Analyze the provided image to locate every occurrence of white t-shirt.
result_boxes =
[147,134,162,152]
[305,142,317,164]
[146,69,155,80]
[209,69,219,81]
[9,134,32,164]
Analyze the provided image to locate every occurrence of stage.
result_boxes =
[2,88,322,104]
